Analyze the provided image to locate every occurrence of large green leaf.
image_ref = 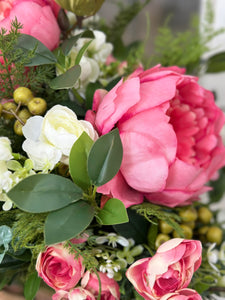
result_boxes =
[69,132,93,191]
[97,198,128,225]
[15,34,57,66]
[24,272,41,300]
[206,52,225,73]
[7,174,83,213]
[45,200,94,245]
[88,129,123,186]
[49,65,81,90]
[61,30,94,56]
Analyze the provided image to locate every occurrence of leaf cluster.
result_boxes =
[151,4,224,74]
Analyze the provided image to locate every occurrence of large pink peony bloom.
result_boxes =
[86,65,225,208]
[81,271,120,300]
[160,289,202,300]
[126,238,202,300]
[36,244,85,291]
[0,0,60,50]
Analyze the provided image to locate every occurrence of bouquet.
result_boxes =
[0,1,225,299]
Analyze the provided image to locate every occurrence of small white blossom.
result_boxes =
[0,137,13,161]
[95,233,129,248]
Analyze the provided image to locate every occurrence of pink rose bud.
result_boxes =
[160,288,202,300]
[126,239,202,300]
[86,65,225,208]
[0,0,60,50]
[52,287,95,300]
[81,271,120,300]
[36,243,85,291]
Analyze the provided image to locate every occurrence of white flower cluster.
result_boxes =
[0,138,34,210]
[22,105,98,171]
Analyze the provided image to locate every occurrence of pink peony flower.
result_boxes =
[0,0,60,50]
[160,289,202,300]
[36,243,85,291]
[81,271,120,300]
[52,287,95,300]
[86,65,225,208]
[126,238,202,300]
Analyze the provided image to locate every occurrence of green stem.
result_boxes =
[72,88,85,106]
[93,269,102,300]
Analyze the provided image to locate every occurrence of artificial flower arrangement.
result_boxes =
[0,0,225,299]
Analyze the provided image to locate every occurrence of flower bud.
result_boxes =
[54,0,105,16]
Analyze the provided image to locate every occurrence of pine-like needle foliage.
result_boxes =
[0,19,56,99]
[151,2,224,74]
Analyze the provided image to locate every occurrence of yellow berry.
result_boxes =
[198,226,209,243]
[206,226,223,245]
[179,207,198,222]
[14,120,24,136]
[198,207,213,224]
[28,97,47,115]
[18,108,32,121]
[155,233,170,249]
[2,102,17,119]
[173,224,193,239]
[0,103,2,116]
[183,221,195,230]
[13,87,33,105]
[159,220,173,234]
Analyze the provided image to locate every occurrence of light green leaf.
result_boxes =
[7,174,83,213]
[88,129,123,186]
[24,272,41,300]
[97,198,128,225]
[15,34,57,66]
[49,65,81,90]
[44,200,94,245]
[61,30,94,56]
[75,40,93,65]
[69,132,94,191]
[206,52,225,73]
[0,226,12,264]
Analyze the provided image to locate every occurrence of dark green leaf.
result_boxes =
[114,208,149,244]
[15,34,57,66]
[61,30,94,56]
[49,65,81,90]
[24,272,41,300]
[69,132,93,191]
[75,40,93,65]
[45,200,94,245]
[7,174,83,213]
[206,52,225,73]
[97,198,128,225]
[88,129,123,186]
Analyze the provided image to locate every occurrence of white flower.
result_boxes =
[0,137,13,161]
[95,233,129,248]
[207,243,220,272]
[22,105,98,169]
[76,55,100,88]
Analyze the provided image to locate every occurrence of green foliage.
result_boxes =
[100,0,150,59]
[209,168,225,203]
[24,272,41,300]
[151,6,224,74]
[132,202,184,237]
[97,198,129,225]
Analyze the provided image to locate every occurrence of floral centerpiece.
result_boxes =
[0,1,225,299]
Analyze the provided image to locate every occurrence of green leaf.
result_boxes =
[24,272,41,300]
[0,226,12,264]
[114,208,149,244]
[61,30,94,56]
[7,174,83,213]
[49,65,81,90]
[97,198,128,225]
[88,129,123,186]
[45,200,94,245]
[15,34,57,66]
[69,132,93,191]
[206,52,225,73]
[75,40,93,65]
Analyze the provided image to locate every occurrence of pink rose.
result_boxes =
[0,0,60,50]
[36,243,85,291]
[52,287,95,300]
[126,239,202,300]
[160,289,202,300]
[86,65,225,208]
[81,271,120,300]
